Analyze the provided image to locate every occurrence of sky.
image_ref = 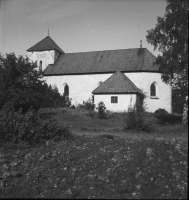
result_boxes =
[0,0,167,57]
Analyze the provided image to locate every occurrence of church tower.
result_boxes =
[27,35,64,72]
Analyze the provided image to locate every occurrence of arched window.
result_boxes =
[150,83,156,96]
[64,84,69,97]
[39,60,42,72]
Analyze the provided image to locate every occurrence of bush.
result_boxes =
[70,105,76,109]
[83,100,95,111]
[97,101,107,119]
[154,108,182,124]
[0,107,72,143]
[125,98,152,132]
[154,108,168,117]
[126,104,143,130]
[2,90,43,114]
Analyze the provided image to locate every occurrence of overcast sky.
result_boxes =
[0,0,167,57]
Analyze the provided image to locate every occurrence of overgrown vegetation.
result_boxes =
[0,107,72,143]
[0,53,70,113]
[125,98,152,132]
[76,99,96,118]
[0,53,73,144]
[172,88,186,114]
[154,108,182,124]
[0,106,187,198]
[82,100,95,111]
[146,0,188,125]
[97,101,107,119]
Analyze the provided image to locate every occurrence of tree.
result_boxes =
[0,53,68,112]
[0,53,44,112]
[146,0,188,125]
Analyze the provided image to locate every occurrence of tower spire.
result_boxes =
[140,40,142,48]
[48,25,49,36]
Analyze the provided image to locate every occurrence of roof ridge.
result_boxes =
[91,71,120,92]
[27,36,49,51]
[92,71,144,95]
[27,36,64,53]
[44,48,160,75]
[64,48,147,54]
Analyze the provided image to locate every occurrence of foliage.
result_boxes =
[70,105,76,109]
[82,99,95,111]
[37,107,187,135]
[39,84,70,108]
[0,107,72,143]
[126,104,143,131]
[126,98,152,132]
[146,0,188,89]
[154,108,168,117]
[97,101,107,119]
[172,88,186,114]
[0,53,42,112]
[0,53,69,112]
[76,99,96,118]
[154,108,182,124]
[146,0,188,118]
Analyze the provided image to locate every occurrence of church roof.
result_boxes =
[92,71,144,95]
[27,36,64,54]
[43,48,159,75]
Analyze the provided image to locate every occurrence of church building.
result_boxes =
[27,35,172,113]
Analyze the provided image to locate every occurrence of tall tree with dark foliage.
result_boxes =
[0,53,67,113]
[146,0,188,125]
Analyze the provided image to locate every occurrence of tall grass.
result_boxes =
[38,107,187,140]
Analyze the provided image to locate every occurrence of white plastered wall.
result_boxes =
[28,50,60,72]
[94,94,136,112]
[125,73,172,113]
[44,72,172,113]
[44,74,112,106]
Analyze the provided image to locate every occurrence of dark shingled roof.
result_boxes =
[44,48,159,75]
[27,36,64,54]
[92,71,144,95]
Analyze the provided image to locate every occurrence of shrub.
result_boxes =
[83,100,95,111]
[0,107,72,143]
[125,98,152,132]
[154,108,182,124]
[77,104,85,109]
[76,99,95,111]
[97,101,107,119]
[126,104,143,130]
[65,97,72,107]
[70,105,76,109]
[154,108,168,118]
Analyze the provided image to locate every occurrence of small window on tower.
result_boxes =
[39,61,42,72]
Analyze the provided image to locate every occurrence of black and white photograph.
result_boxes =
[0,0,188,198]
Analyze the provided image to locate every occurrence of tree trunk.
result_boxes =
[182,96,188,126]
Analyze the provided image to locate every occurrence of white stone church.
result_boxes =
[27,35,172,113]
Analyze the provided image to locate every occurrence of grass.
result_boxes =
[0,107,188,198]
[39,107,186,138]
[39,107,127,132]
